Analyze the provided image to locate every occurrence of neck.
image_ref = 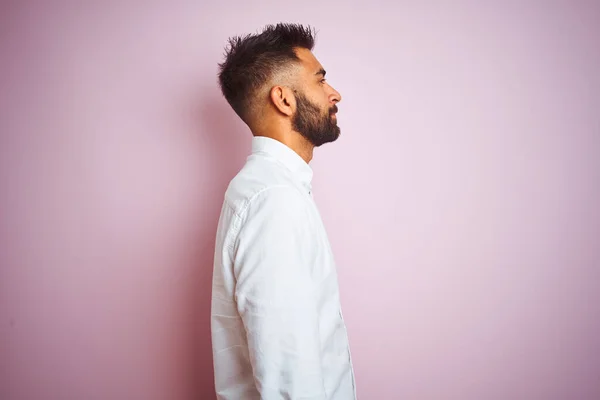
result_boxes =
[252,126,315,164]
[288,134,314,164]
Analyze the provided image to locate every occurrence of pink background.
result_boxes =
[1,2,599,399]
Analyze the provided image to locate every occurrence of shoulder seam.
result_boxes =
[225,185,305,254]
[234,184,301,220]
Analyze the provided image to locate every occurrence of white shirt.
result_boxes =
[211,136,356,399]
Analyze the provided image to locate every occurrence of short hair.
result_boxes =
[217,23,316,123]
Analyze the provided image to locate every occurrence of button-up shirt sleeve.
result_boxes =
[233,186,327,399]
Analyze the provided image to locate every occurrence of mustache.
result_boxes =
[329,105,338,114]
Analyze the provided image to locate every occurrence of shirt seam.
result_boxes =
[224,184,303,253]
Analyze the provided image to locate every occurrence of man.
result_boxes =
[211,23,356,400]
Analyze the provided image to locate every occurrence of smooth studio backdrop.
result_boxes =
[1,2,599,399]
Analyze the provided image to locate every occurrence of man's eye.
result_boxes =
[320,79,326,84]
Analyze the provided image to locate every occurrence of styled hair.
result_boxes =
[217,23,316,123]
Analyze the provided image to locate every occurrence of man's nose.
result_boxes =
[330,87,342,104]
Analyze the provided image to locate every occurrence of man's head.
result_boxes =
[218,23,342,148]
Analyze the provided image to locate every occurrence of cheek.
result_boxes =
[306,91,328,111]
[312,83,330,102]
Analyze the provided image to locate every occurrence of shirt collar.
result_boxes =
[252,136,313,188]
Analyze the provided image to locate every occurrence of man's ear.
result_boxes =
[269,85,296,117]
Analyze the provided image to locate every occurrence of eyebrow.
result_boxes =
[315,68,326,77]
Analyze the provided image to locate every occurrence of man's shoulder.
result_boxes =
[223,155,303,217]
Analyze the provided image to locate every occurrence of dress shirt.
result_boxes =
[211,136,356,399]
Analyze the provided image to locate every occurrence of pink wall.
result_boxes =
[1,2,599,399]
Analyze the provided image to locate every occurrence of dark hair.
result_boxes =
[218,23,316,123]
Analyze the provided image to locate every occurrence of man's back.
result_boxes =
[211,136,356,399]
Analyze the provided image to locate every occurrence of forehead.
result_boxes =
[294,47,323,75]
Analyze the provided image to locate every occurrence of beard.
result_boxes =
[292,91,340,147]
